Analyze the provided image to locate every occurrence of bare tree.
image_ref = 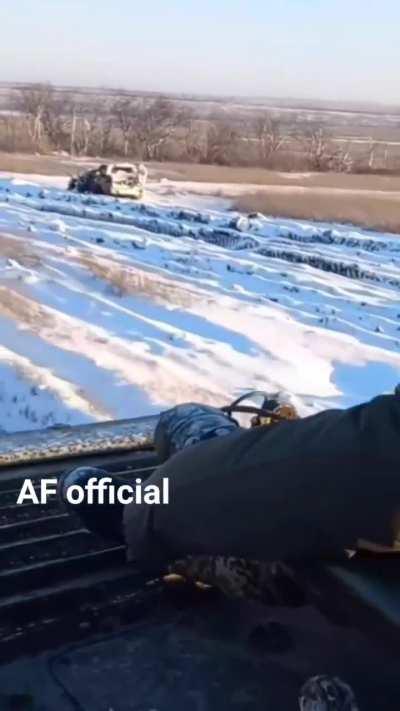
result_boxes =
[113,99,138,157]
[134,98,181,161]
[202,121,239,165]
[383,143,389,170]
[301,127,329,171]
[329,142,353,173]
[16,84,56,150]
[366,139,378,170]
[69,112,92,156]
[0,116,17,152]
[66,99,110,158]
[182,118,206,162]
[253,114,285,166]
[92,116,116,156]
[299,127,352,172]
[41,96,71,151]
[16,83,73,152]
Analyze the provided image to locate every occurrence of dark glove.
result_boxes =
[154,403,238,463]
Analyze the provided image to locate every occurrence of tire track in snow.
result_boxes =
[0,286,230,409]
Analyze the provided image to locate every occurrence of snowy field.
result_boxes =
[0,172,399,433]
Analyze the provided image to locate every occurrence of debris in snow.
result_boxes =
[248,212,265,220]
[230,215,250,232]
[49,219,67,234]
[226,263,255,276]
[131,240,147,250]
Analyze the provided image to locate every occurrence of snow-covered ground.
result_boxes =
[0,173,399,433]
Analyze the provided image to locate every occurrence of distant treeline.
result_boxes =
[0,83,399,174]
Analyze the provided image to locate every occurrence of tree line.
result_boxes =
[0,83,396,173]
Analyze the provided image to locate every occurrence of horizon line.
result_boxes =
[1,80,400,112]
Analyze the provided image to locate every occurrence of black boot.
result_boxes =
[57,466,124,542]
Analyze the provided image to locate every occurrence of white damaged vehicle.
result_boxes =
[68,162,148,199]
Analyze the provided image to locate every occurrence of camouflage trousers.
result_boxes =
[156,403,306,604]
[167,555,305,606]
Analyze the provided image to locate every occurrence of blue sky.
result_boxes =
[0,0,398,102]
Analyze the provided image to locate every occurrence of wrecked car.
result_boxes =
[68,162,148,199]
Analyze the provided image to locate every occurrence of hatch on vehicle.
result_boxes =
[112,165,135,174]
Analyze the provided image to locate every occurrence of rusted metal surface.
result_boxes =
[0,416,158,468]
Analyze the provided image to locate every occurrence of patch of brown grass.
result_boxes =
[0,233,42,268]
[0,286,53,329]
[78,255,196,308]
[0,152,95,176]
[151,161,400,192]
[234,191,400,234]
